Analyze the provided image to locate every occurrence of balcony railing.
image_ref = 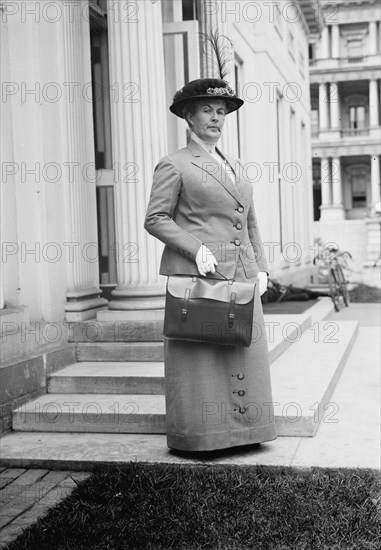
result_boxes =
[341,127,369,137]
[311,127,373,139]
[309,55,368,65]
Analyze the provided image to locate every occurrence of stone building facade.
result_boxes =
[309,0,381,271]
[1,0,322,336]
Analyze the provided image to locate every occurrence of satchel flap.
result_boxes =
[167,276,255,305]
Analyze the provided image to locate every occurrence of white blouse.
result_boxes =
[189,131,236,186]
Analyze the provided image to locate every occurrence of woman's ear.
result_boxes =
[185,113,193,130]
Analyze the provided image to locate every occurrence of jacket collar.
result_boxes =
[186,139,243,205]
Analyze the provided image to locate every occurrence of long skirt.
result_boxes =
[164,260,277,451]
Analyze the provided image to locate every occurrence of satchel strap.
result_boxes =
[215,269,234,285]
[228,292,236,327]
[181,287,191,321]
[192,270,233,284]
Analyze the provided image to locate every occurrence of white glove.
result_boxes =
[195,244,218,276]
[258,271,268,296]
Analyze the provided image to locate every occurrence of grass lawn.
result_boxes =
[5,463,381,550]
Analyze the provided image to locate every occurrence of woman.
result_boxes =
[144,78,277,452]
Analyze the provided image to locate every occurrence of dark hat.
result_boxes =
[169,78,244,119]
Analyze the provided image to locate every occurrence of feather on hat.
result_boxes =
[169,30,244,119]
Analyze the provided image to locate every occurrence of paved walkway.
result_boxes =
[1,303,380,549]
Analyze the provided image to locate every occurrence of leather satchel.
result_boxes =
[163,272,256,347]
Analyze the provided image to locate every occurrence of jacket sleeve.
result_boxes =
[247,197,269,276]
[144,156,203,261]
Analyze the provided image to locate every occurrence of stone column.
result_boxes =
[369,79,379,127]
[105,0,168,312]
[320,26,330,59]
[331,24,340,58]
[368,21,377,55]
[370,154,381,209]
[331,157,345,220]
[329,82,340,130]
[60,1,108,321]
[319,83,329,130]
[331,158,343,205]
[320,157,332,206]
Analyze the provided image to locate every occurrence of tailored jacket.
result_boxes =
[144,139,269,280]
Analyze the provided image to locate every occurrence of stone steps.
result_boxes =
[271,320,358,436]
[74,313,312,363]
[12,394,166,434]
[9,321,358,439]
[48,362,165,394]
[77,342,165,362]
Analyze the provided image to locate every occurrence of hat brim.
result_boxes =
[169,95,244,119]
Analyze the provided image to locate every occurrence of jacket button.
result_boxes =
[239,407,246,414]
[237,373,244,380]
[234,239,241,246]
[236,223,242,230]
[238,390,245,396]
[237,206,244,213]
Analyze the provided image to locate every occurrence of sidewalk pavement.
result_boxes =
[1,303,380,549]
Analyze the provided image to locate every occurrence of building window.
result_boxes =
[299,50,305,78]
[311,110,319,135]
[274,3,283,38]
[234,60,242,158]
[312,160,321,221]
[350,166,367,208]
[182,0,198,20]
[89,1,112,170]
[349,105,366,130]
[288,31,295,60]
[347,38,363,61]
[89,1,117,286]
[276,95,284,248]
[162,1,201,152]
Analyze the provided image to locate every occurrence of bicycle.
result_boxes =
[313,244,352,312]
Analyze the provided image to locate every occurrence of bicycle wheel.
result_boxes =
[328,268,341,312]
[335,264,350,307]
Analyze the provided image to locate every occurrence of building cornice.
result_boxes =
[299,0,326,34]
[310,63,381,83]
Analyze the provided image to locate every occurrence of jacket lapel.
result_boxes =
[187,139,243,205]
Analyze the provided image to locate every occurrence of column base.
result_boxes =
[65,289,108,321]
[107,285,166,312]
[97,308,165,321]
[319,205,346,221]
[108,295,165,311]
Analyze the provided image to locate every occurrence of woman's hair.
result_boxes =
[181,100,201,126]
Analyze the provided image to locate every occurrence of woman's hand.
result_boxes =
[195,244,218,276]
[258,271,268,296]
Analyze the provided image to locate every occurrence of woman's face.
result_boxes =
[186,99,227,143]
